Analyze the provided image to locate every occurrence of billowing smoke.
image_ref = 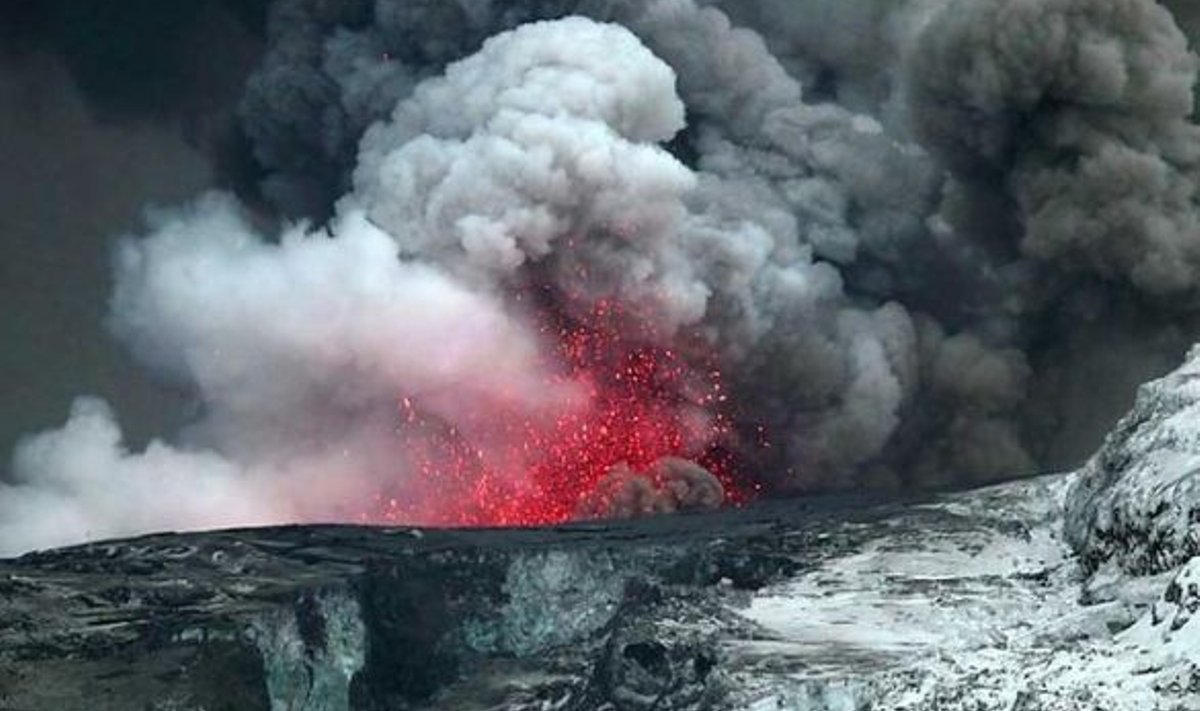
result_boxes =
[908,0,1200,294]
[4,0,1200,555]
[576,457,725,520]
[2,194,569,551]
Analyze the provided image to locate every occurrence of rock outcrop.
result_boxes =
[1066,345,1200,579]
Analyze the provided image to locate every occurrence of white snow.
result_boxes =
[720,474,1200,709]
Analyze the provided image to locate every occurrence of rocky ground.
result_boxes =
[7,352,1200,710]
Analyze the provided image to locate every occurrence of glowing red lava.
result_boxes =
[369,295,755,527]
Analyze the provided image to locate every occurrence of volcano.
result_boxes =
[370,293,758,528]
[8,0,1200,556]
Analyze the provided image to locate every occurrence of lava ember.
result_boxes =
[370,296,752,527]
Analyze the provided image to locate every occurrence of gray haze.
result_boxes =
[0,54,209,456]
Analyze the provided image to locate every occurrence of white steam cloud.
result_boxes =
[3,193,566,554]
[5,0,1200,555]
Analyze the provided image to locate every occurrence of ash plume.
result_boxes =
[576,458,725,520]
[908,0,1200,295]
[4,0,1200,554]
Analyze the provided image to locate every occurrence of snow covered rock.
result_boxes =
[1066,346,1200,578]
[717,345,1200,710]
[729,474,1200,710]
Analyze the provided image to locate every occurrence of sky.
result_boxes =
[0,1,264,455]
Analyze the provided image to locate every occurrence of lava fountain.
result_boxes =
[366,290,757,527]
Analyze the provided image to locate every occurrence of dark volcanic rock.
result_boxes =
[0,496,891,711]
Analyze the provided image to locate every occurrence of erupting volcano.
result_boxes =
[371,293,756,527]
[9,0,1200,558]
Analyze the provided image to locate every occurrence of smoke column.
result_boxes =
[3,0,1200,555]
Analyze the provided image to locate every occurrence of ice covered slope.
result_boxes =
[1067,345,1200,578]
[731,347,1200,709]
[730,474,1200,710]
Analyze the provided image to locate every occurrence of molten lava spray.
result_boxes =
[375,294,753,526]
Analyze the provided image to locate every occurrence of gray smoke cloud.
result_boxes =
[576,457,725,519]
[1166,0,1200,49]
[4,0,1200,554]
[710,0,950,121]
[908,0,1200,295]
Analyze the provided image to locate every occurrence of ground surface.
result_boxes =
[3,470,1196,711]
